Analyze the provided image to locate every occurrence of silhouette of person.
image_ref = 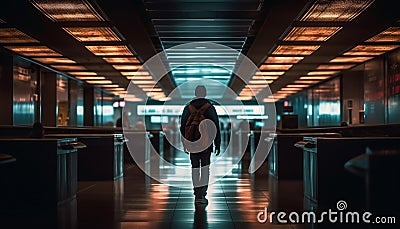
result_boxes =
[180,85,221,205]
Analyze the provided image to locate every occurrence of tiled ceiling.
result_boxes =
[0,0,400,102]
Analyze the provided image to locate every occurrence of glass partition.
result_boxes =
[57,74,69,126]
[13,61,37,126]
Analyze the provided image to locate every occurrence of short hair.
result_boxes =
[195,85,206,98]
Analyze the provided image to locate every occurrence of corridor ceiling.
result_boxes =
[1,0,400,101]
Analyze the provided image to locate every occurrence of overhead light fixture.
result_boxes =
[287,84,310,88]
[86,80,113,84]
[33,57,76,64]
[300,76,330,80]
[4,46,61,56]
[366,27,400,42]
[260,71,286,76]
[343,45,400,56]
[63,27,121,42]
[260,64,293,71]
[126,76,153,80]
[85,45,133,56]
[76,76,106,80]
[264,56,304,64]
[281,88,303,92]
[0,19,5,23]
[283,27,342,42]
[99,84,120,88]
[31,0,105,21]
[308,71,339,75]
[272,45,320,55]
[300,0,375,22]
[112,65,141,71]
[51,65,87,71]
[316,64,355,70]
[0,28,38,43]
[68,71,97,75]
[329,56,373,63]
[294,80,318,84]
[102,57,140,63]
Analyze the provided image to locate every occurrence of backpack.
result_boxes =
[184,103,211,151]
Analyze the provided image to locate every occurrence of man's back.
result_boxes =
[180,98,221,153]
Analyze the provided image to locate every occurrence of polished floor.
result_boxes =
[72,153,305,229]
[2,147,395,229]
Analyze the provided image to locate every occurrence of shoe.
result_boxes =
[195,196,208,205]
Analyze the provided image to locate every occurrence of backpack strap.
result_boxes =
[188,103,211,115]
[198,103,211,113]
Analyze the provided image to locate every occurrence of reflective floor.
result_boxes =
[69,149,307,229]
[2,149,394,229]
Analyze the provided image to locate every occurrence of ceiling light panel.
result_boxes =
[300,76,330,80]
[102,57,140,63]
[85,45,133,56]
[63,27,121,42]
[272,45,320,55]
[33,57,76,64]
[31,0,105,21]
[4,46,61,56]
[329,56,373,63]
[112,65,141,71]
[343,45,400,56]
[316,64,355,70]
[300,0,375,22]
[264,56,304,64]
[51,65,87,71]
[0,28,38,43]
[366,27,400,42]
[308,71,339,75]
[76,76,106,80]
[283,27,342,42]
[260,64,293,71]
[86,80,113,84]
[67,71,97,75]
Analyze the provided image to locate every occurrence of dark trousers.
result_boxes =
[190,150,211,198]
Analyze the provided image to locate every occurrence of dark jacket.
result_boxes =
[180,98,221,152]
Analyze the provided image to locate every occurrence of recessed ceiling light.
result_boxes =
[102,57,140,64]
[4,46,61,56]
[272,45,321,55]
[85,45,133,56]
[63,27,121,42]
[316,64,355,70]
[33,57,76,64]
[260,64,293,71]
[31,0,105,21]
[329,56,373,63]
[51,65,87,71]
[366,27,400,42]
[264,56,304,64]
[283,27,342,42]
[86,80,113,84]
[0,28,38,43]
[308,71,339,75]
[112,65,141,71]
[300,0,375,22]
[343,45,399,56]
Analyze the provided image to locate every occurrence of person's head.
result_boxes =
[195,85,206,98]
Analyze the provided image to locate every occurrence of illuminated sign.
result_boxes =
[137,105,265,116]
